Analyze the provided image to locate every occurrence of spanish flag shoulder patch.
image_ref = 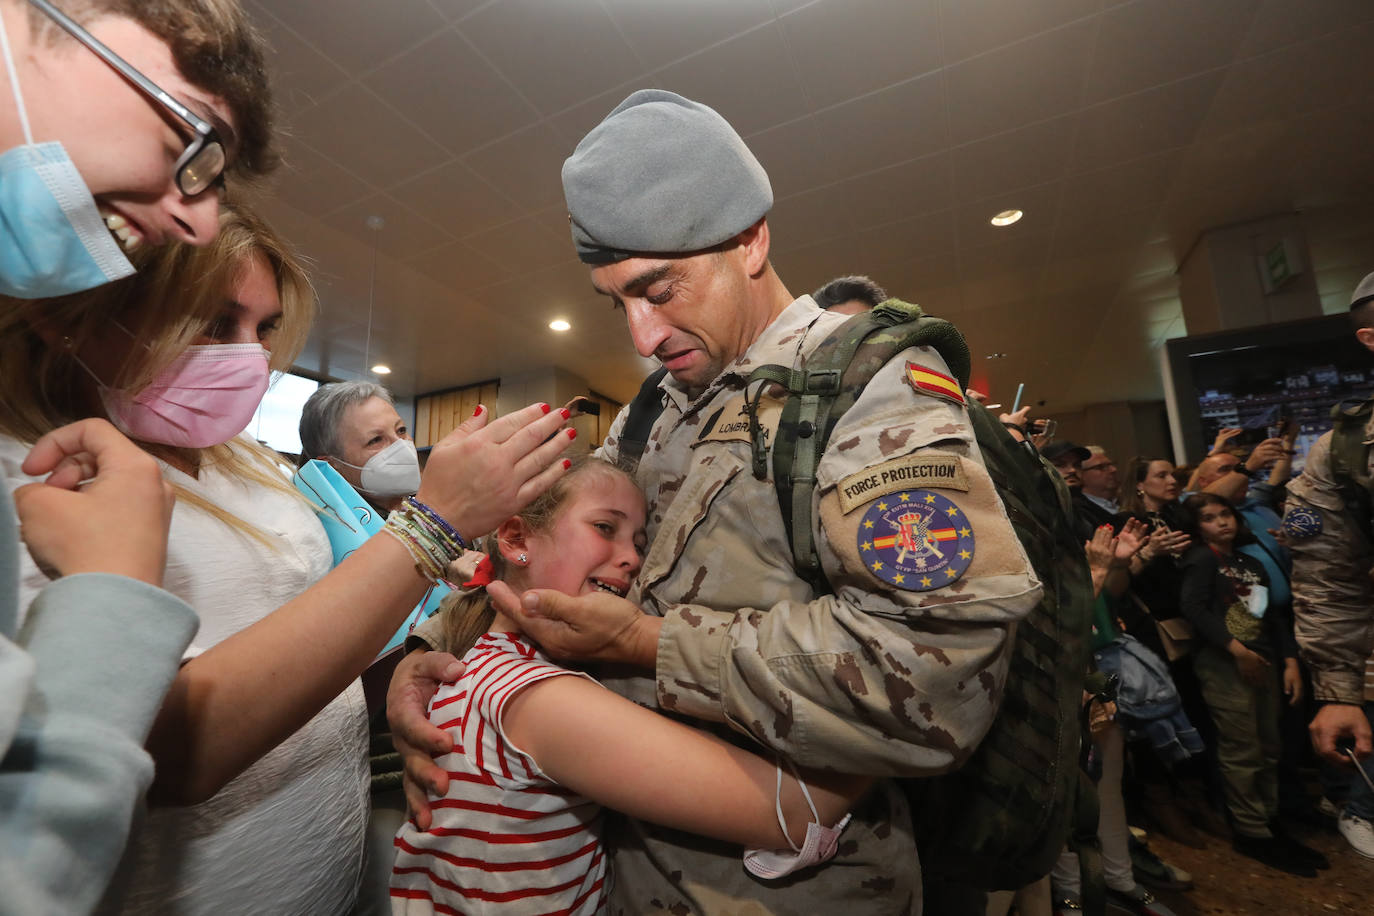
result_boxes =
[904,361,965,405]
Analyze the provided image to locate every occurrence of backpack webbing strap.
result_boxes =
[616,367,669,474]
[1329,398,1374,542]
[746,300,974,595]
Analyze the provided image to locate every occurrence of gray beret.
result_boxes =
[561,89,772,264]
[1351,270,1374,309]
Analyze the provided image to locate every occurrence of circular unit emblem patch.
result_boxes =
[1281,505,1322,540]
[856,489,975,592]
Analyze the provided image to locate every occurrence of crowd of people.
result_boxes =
[1,2,1371,916]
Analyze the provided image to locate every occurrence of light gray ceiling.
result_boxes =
[244,0,1374,410]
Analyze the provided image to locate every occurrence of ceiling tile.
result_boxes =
[427,0,490,21]
[1072,70,1225,172]
[389,160,522,237]
[325,193,456,260]
[405,238,514,291]
[747,71,946,195]
[1235,0,1374,58]
[951,116,1077,202]
[1083,0,1261,106]
[248,2,351,116]
[601,0,777,64]
[462,122,570,212]
[1056,152,1176,228]
[462,215,576,274]
[943,19,1095,146]
[263,0,448,72]
[1200,22,1374,140]
[936,0,1103,63]
[459,0,647,115]
[268,136,376,217]
[363,28,542,156]
[653,23,810,134]
[778,0,942,109]
[289,85,452,190]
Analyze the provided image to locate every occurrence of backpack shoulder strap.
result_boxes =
[746,299,971,593]
[1328,397,1374,541]
[616,367,669,474]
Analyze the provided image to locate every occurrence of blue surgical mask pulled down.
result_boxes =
[0,11,135,298]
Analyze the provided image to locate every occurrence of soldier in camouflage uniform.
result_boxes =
[1282,271,1374,857]
[394,90,1042,914]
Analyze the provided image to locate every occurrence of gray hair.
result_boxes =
[298,380,395,459]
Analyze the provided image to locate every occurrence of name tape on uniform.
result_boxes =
[837,455,968,514]
[694,397,782,447]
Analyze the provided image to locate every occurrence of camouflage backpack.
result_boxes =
[617,300,1101,906]
[1327,397,1374,538]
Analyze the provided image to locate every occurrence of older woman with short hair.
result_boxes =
[300,380,416,516]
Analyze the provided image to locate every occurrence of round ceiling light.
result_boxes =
[549,319,571,332]
[371,364,392,374]
[990,209,1023,227]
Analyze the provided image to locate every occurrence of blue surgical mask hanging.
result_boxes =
[0,11,135,298]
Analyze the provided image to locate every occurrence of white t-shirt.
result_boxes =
[2,435,369,916]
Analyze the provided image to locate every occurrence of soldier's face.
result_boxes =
[590,245,762,394]
[523,473,647,601]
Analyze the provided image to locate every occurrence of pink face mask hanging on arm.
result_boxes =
[100,343,271,448]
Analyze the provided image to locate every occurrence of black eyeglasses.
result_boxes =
[28,0,226,196]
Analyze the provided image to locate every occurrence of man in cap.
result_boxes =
[1282,270,1374,858]
[451,89,1033,912]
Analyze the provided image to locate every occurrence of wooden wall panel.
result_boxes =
[414,380,501,449]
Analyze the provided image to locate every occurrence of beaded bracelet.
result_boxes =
[382,498,466,584]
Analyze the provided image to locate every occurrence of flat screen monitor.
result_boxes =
[1165,313,1371,474]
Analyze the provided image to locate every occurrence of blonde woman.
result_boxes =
[0,204,574,914]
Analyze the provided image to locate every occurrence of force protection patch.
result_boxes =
[836,455,969,513]
[856,489,975,592]
[1281,505,1322,540]
[904,361,965,405]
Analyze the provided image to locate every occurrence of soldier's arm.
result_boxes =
[1285,432,1374,705]
[652,351,1040,776]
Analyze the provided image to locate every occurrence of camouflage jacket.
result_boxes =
[1284,409,1374,704]
[595,297,1040,914]
[412,297,1041,912]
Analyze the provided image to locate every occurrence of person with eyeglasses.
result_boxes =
[0,1,276,912]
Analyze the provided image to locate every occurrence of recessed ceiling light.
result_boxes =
[371,364,391,374]
[990,209,1023,227]
[549,319,571,332]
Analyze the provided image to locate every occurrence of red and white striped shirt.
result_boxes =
[391,632,610,915]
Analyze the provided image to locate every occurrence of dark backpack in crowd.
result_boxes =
[616,299,1099,903]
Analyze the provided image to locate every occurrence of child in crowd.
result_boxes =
[390,458,864,914]
[1177,493,1325,876]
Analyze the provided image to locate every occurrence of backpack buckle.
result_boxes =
[802,369,840,395]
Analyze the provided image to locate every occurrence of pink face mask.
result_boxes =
[101,343,271,448]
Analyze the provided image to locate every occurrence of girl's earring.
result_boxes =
[518,553,528,564]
